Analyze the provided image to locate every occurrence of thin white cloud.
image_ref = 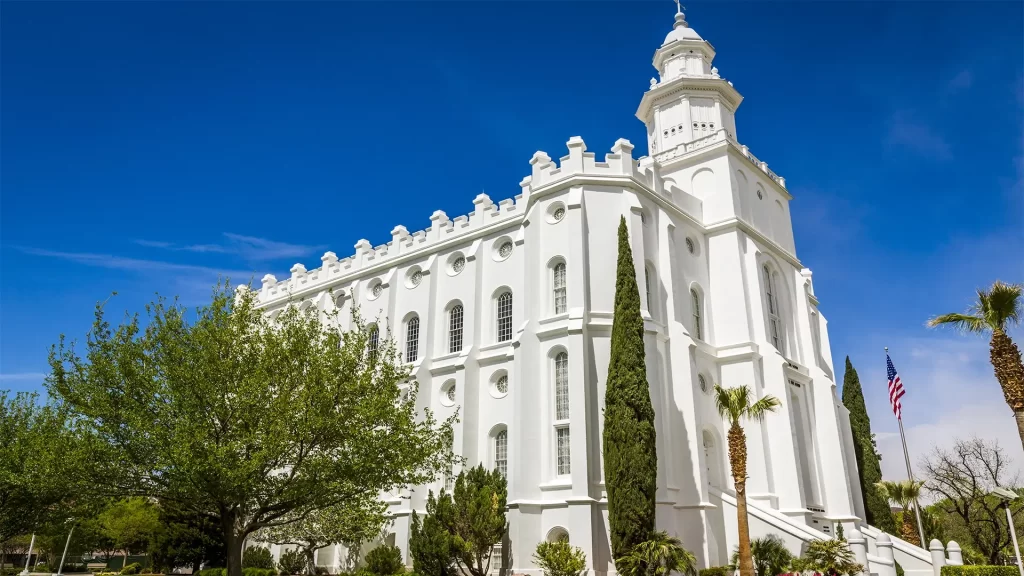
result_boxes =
[0,372,47,381]
[886,111,952,160]
[20,247,254,279]
[134,233,322,262]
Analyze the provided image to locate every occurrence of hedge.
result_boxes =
[700,567,732,576]
[941,567,1018,576]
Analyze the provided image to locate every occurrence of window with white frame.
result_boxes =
[644,266,652,309]
[690,288,703,340]
[448,304,464,353]
[489,545,503,572]
[556,427,571,475]
[494,430,507,478]
[554,352,569,420]
[367,325,379,358]
[496,292,513,342]
[763,265,785,354]
[553,262,567,314]
[406,316,420,362]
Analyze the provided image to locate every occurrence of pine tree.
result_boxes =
[841,357,897,534]
[603,216,659,567]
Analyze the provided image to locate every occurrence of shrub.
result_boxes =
[243,569,278,576]
[121,563,143,575]
[278,550,308,576]
[365,544,404,576]
[533,539,587,576]
[197,568,226,576]
[244,548,277,571]
[699,567,731,576]
[941,567,1018,576]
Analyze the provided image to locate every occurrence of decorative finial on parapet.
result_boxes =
[261,273,277,286]
[354,239,372,253]
[612,138,634,155]
[321,251,338,265]
[430,210,449,224]
[473,193,493,207]
[529,151,551,166]
[235,284,249,294]
[566,136,586,151]
[290,263,307,275]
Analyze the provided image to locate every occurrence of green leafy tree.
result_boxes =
[730,535,793,576]
[603,216,659,567]
[149,500,226,573]
[365,545,404,576]
[0,392,86,543]
[46,283,456,576]
[875,480,925,546]
[840,358,897,534]
[258,494,388,574]
[409,490,457,576]
[437,465,507,576]
[928,281,1024,450]
[242,547,275,570]
[616,531,696,576]
[99,498,162,566]
[792,539,863,576]
[713,384,781,576]
[533,539,587,576]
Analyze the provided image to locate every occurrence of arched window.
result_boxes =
[644,266,652,309]
[496,292,513,342]
[553,262,567,314]
[763,265,784,354]
[494,430,508,478]
[406,316,420,362]
[367,325,379,358]
[690,288,703,340]
[547,528,569,543]
[448,305,464,353]
[554,352,569,420]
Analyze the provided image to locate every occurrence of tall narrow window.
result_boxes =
[494,430,507,478]
[367,325,379,358]
[497,292,513,342]
[554,352,569,420]
[691,288,703,340]
[553,262,567,314]
[644,267,652,308]
[406,316,420,362]
[763,266,784,354]
[448,305,464,353]
[556,427,571,475]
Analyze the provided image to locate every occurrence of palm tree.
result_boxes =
[730,535,794,576]
[928,281,1024,450]
[875,480,924,546]
[714,384,782,576]
[617,531,697,576]
[792,539,863,576]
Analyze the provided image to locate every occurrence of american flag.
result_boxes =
[886,353,906,420]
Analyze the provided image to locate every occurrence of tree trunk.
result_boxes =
[899,509,920,546]
[728,422,755,576]
[990,330,1024,451]
[221,512,243,576]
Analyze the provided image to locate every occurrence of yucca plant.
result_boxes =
[928,281,1024,450]
[791,539,863,576]
[730,535,794,576]
[875,480,924,546]
[617,531,697,576]
[714,384,782,576]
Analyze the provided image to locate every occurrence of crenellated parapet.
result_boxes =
[256,137,665,306]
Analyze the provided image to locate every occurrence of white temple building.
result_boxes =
[257,8,944,576]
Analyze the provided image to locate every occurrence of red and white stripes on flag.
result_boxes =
[886,353,906,420]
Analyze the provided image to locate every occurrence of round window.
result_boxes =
[498,242,513,259]
[371,283,383,298]
[698,374,709,393]
[447,385,456,403]
[553,207,565,221]
[451,256,466,274]
[410,270,422,287]
[686,237,696,255]
[756,189,764,200]
[496,375,508,394]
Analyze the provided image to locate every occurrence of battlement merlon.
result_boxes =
[255,137,683,306]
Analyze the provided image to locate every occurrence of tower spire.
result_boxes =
[672,0,688,28]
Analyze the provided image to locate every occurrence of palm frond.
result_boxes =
[927,312,987,334]
[746,395,782,421]
[987,281,1023,330]
[713,384,743,424]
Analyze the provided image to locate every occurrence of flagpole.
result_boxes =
[888,347,927,548]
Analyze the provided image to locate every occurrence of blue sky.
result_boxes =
[2,2,1022,475]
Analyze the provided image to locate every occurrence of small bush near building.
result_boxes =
[941,567,1018,576]
[278,550,308,576]
[196,567,225,576]
[243,548,276,571]
[699,567,731,576]
[533,540,587,576]
[242,569,278,576]
[121,563,143,575]
[365,545,404,576]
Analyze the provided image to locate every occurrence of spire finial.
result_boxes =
[672,0,688,28]
[674,0,682,14]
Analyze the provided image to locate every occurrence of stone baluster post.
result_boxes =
[946,541,963,566]
[877,533,897,576]
[848,530,869,576]
[929,539,946,576]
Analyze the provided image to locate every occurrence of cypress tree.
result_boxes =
[841,356,897,534]
[603,216,659,566]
